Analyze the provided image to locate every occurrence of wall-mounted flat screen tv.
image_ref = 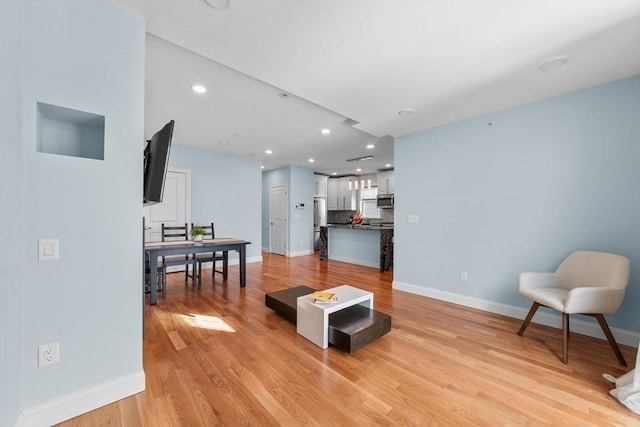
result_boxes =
[143,120,174,206]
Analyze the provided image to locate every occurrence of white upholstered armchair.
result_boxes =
[517,250,630,365]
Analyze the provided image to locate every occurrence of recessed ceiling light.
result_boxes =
[191,84,207,94]
[540,56,568,72]
[366,144,375,149]
[261,165,264,169]
[332,172,337,175]
[308,158,315,163]
[385,164,392,168]
[219,140,229,145]
[356,168,362,172]
[321,129,331,135]
[265,149,273,154]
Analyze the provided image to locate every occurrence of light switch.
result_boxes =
[407,214,419,224]
[38,239,59,261]
[43,243,54,257]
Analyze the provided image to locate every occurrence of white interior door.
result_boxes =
[143,168,191,243]
[269,184,288,256]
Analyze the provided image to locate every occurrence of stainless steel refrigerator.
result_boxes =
[313,197,327,250]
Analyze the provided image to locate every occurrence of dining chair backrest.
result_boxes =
[161,223,189,242]
[191,223,215,240]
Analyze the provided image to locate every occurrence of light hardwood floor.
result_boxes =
[58,252,637,426]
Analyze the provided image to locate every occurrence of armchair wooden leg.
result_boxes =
[518,302,540,336]
[592,314,627,366]
[562,313,569,364]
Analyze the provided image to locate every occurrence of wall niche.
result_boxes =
[36,102,105,160]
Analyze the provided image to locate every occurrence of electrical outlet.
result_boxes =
[38,342,60,367]
[460,271,468,281]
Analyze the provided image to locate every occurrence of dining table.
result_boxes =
[144,238,251,304]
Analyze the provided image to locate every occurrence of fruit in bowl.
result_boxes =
[352,212,363,225]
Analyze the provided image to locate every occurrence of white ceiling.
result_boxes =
[114,0,640,176]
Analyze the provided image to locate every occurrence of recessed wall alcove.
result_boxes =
[36,102,105,160]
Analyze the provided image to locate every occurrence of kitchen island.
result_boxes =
[319,224,393,272]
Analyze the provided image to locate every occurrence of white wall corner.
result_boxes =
[17,371,145,427]
[392,280,640,348]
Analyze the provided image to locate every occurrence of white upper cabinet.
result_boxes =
[328,177,357,210]
[377,171,394,194]
[327,178,339,210]
[313,174,328,198]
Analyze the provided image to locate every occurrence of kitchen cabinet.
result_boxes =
[327,178,339,210]
[313,174,328,198]
[377,171,394,194]
[359,174,377,189]
[328,177,357,210]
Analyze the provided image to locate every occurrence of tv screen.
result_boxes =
[143,120,174,206]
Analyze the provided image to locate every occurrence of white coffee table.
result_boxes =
[296,285,373,349]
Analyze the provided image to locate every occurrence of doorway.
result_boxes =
[144,168,191,271]
[269,184,288,255]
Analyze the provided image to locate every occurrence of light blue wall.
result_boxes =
[0,1,25,425]
[329,228,380,268]
[261,166,314,255]
[168,144,262,261]
[289,166,314,255]
[0,1,145,424]
[395,75,640,332]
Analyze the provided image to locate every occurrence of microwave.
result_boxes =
[377,194,394,208]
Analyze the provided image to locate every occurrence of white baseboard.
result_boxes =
[289,250,314,257]
[17,371,145,427]
[393,280,640,348]
[197,255,263,270]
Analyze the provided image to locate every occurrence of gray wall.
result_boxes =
[395,75,640,333]
[262,166,314,255]
[168,144,263,261]
[0,1,145,425]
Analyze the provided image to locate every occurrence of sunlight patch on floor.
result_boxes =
[179,313,236,332]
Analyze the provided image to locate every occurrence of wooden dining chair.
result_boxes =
[161,223,197,287]
[190,222,224,282]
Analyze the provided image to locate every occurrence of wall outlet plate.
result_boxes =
[39,342,60,367]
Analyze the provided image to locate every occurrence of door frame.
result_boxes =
[269,183,288,255]
[144,167,192,239]
[144,167,192,271]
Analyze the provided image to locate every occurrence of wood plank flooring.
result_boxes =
[57,252,638,426]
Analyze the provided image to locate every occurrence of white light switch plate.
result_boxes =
[407,214,419,224]
[38,239,59,261]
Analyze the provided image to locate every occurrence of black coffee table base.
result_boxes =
[265,285,316,324]
[265,285,391,353]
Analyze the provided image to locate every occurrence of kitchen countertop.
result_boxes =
[326,223,394,230]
